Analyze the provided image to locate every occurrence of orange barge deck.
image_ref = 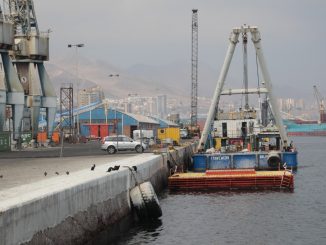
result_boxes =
[168,169,294,191]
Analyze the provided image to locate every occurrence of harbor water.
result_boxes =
[93,137,326,245]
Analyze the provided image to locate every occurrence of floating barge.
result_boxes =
[169,25,297,192]
[168,169,294,191]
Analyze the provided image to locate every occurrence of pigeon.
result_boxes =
[91,164,96,171]
[66,171,70,175]
[107,167,112,172]
[55,172,59,175]
[0,175,3,178]
[132,166,137,172]
[113,165,120,171]
[44,171,47,176]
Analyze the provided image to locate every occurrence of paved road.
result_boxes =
[0,141,152,191]
[0,140,152,158]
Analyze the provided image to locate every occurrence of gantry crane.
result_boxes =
[4,0,57,144]
[313,85,326,123]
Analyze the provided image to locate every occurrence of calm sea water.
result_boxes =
[98,137,326,245]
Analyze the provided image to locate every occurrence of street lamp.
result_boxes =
[83,89,93,124]
[108,74,120,150]
[68,43,85,137]
[108,74,119,77]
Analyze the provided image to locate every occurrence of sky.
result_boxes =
[30,0,326,101]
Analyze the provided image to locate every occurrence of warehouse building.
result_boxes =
[78,106,160,139]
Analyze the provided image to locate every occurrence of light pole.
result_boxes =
[68,43,85,137]
[109,74,119,78]
[104,100,108,124]
[108,74,119,150]
[88,93,92,124]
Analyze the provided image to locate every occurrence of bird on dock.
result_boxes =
[44,171,47,176]
[132,166,137,172]
[107,167,112,172]
[113,165,120,171]
[55,172,59,175]
[91,164,96,171]
[66,171,70,175]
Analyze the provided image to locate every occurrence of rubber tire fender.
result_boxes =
[130,181,162,220]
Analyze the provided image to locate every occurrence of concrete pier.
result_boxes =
[0,146,193,245]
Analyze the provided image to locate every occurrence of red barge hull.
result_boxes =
[168,169,294,191]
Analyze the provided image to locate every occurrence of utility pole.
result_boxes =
[191,9,198,128]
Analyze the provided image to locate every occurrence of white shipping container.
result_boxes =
[133,130,154,141]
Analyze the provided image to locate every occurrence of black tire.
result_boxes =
[107,146,116,154]
[130,182,162,220]
[135,145,143,153]
[139,182,162,219]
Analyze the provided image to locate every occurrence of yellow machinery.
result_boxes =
[214,137,222,149]
[157,128,180,145]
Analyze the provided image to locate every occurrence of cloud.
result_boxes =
[32,0,326,100]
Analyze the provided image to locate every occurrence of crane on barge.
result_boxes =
[198,25,289,151]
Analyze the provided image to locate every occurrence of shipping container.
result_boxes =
[133,129,154,140]
[208,154,231,169]
[193,154,207,172]
[233,153,257,169]
[157,127,180,145]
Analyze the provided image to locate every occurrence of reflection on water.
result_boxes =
[116,219,163,244]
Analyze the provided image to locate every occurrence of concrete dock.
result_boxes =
[0,153,139,191]
[0,145,193,245]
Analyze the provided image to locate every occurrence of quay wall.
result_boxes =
[0,146,193,245]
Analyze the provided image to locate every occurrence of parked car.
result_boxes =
[101,135,147,154]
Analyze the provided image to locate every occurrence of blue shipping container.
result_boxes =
[193,154,207,172]
[282,152,298,168]
[233,153,257,169]
[208,154,231,169]
[258,153,269,169]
